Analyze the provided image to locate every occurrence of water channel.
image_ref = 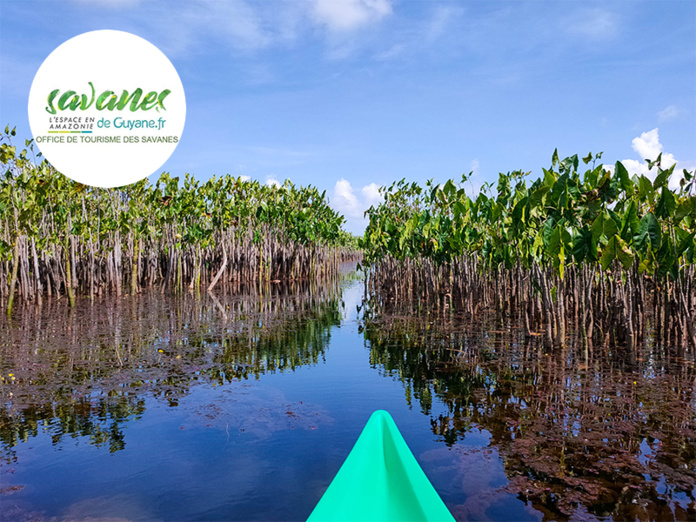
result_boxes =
[1,271,695,520]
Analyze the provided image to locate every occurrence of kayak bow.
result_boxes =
[308,410,455,521]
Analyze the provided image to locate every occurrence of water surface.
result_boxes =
[1,276,694,520]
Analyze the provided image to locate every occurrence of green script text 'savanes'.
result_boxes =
[45,82,171,114]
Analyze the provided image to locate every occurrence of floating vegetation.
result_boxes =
[0,127,359,313]
[361,151,696,349]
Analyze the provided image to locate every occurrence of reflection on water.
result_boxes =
[362,312,696,520]
[0,281,342,464]
[2,272,695,521]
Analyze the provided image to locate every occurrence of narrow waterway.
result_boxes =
[1,274,694,520]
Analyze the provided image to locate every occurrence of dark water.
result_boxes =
[1,274,695,521]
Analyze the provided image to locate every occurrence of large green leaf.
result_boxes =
[542,217,556,248]
[529,185,550,208]
[653,164,675,190]
[511,196,528,226]
[619,199,639,240]
[633,212,661,251]
[548,224,562,257]
[614,161,633,193]
[591,213,604,245]
[655,187,676,219]
[656,238,676,278]
[584,165,603,187]
[637,175,654,200]
[572,226,596,263]
[674,197,695,222]
[602,211,619,240]
[600,235,634,270]
[597,170,617,202]
[676,230,695,258]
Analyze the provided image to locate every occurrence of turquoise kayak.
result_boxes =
[308,410,455,522]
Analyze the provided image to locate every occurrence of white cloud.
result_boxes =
[310,0,392,32]
[362,182,382,207]
[333,179,361,217]
[657,105,682,122]
[265,176,282,187]
[239,175,251,182]
[631,128,676,169]
[617,128,692,190]
[331,178,383,234]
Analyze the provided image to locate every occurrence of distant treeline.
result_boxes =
[361,150,696,349]
[0,127,359,313]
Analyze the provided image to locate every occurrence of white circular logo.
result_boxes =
[28,30,186,188]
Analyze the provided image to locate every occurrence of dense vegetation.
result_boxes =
[361,151,696,349]
[0,127,358,313]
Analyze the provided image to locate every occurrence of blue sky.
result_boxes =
[1,0,695,234]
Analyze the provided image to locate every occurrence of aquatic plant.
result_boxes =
[361,151,696,349]
[0,126,359,312]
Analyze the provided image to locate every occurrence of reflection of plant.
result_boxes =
[361,151,696,348]
[362,314,696,519]
[0,126,359,312]
[0,284,342,459]
[0,396,146,463]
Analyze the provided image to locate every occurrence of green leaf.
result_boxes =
[543,168,556,188]
[597,169,617,202]
[614,161,633,193]
[584,165,603,187]
[656,238,676,278]
[620,200,639,240]
[529,185,550,208]
[511,196,527,225]
[572,226,595,263]
[591,213,604,245]
[676,231,695,258]
[548,224,562,256]
[655,187,676,219]
[647,153,663,170]
[634,212,661,251]
[638,255,655,275]
[674,197,694,222]
[602,211,619,240]
[637,175,653,200]
[600,235,634,270]
[653,164,675,190]
[542,217,556,248]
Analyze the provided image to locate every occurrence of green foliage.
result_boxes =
[0,125,357,301]
[361,150,696,280]
[0,134,348,256]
